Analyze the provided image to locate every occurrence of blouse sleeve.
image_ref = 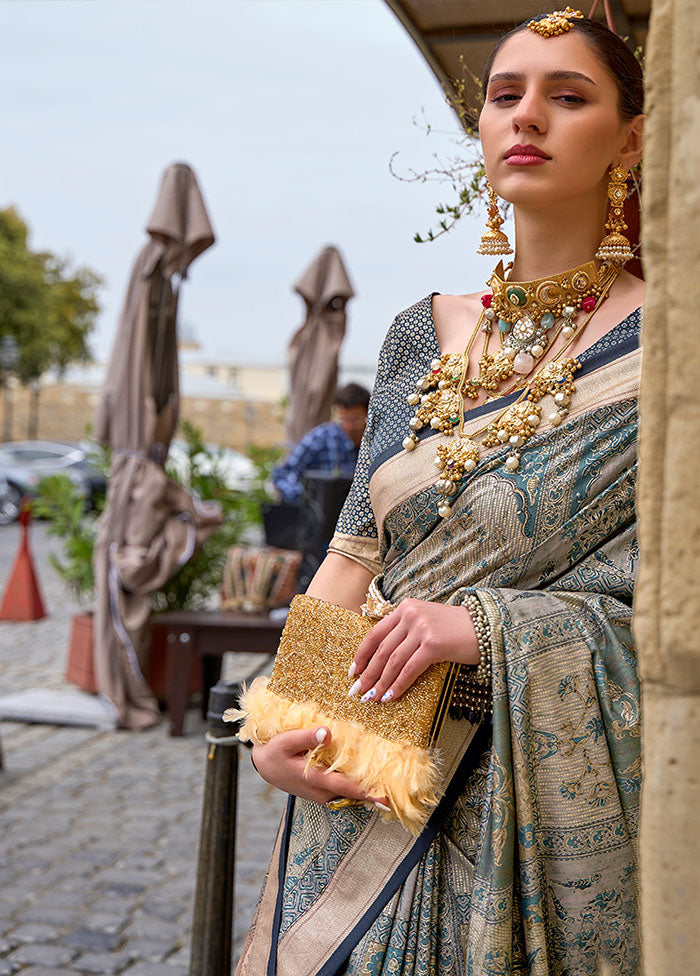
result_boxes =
[327,315,403,576]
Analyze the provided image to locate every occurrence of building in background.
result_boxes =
[0,350,376,453]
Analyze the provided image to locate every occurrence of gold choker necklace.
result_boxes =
[402,259,618,516]
[487,259,614,372]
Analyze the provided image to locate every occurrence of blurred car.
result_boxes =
[166,439,255,491]
[72,440,109,503]
[0,440,107,525]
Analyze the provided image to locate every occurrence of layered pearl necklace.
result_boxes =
[402,259,619,517]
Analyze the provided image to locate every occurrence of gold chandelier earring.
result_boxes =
[596,165,635,266]
[477,181,513,256]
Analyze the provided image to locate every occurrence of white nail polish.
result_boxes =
[375,802,391,812]
[348,661,356,679]
[361,688,377,703]
[381,689,394,703]
[315,728,327,743]
[348,678,362,697]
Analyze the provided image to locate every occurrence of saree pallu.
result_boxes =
[237,298,642,976]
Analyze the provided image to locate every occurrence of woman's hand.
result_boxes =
[252,727,389,809]
[348,598,479,703]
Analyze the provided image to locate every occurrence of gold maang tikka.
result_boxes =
[476,182,513,256]
[528,7,584,37]
[596,165,635,266]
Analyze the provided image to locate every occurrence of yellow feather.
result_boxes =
[228,678,442,835]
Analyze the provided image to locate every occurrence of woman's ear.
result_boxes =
[618,114,645,171]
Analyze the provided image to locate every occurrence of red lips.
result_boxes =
[505,144,551,160]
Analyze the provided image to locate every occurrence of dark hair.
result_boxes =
[334,383,370,410]
[481,17,644,119]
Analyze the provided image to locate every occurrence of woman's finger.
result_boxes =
[358,635,419,703]
[349,621,410,697]
[378,647,435,702]
[309,767,371,801]
[304,765,390,808]
[351,611,398,677]
[364,635,433,703]
[279,725,330,757]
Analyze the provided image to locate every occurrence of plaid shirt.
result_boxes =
[271,422,358,504]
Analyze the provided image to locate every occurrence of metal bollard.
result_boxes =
[190,680,241,976]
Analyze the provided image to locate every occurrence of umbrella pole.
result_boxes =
[190,681,241,976]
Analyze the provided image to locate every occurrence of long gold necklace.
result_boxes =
[402,260,619,517]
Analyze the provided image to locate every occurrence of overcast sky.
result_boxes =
[2,0,501,370]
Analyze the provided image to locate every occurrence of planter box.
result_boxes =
[65,612,201,703]
[65,612,98,693]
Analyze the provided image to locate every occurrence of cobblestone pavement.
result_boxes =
[0,522,285,975]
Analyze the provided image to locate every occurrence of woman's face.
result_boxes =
[479,29,643,209]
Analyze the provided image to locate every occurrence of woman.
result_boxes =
[241,11,644,975]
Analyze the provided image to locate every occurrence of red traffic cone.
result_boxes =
[0,500,47,621]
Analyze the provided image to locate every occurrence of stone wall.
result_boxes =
[636,0,700,968]
[0,381,287,450]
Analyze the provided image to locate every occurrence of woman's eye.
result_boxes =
[489,91,587,106]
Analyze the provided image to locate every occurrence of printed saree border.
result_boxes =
[268,799,296,976]
[236,804,290,976]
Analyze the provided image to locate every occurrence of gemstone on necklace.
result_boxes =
[498,318,511,333]
[506,285,527,307]
[513,351,535,374]
[541,312,555,329]
[481,293,492,308]
[512,313,536,342]
[581,295,596,312]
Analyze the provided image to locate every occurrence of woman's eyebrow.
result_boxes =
[489,70,598,86]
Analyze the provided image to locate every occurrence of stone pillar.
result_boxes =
[635,0,700,970]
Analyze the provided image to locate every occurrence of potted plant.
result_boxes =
[32,466,104,691]
[33,424,269,698]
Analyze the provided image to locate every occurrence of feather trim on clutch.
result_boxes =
[224,591,459,834]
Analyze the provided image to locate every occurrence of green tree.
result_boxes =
[0,207,102,438]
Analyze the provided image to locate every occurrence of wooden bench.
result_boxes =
[152,610,284,736]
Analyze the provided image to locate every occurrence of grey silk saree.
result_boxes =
[237,297,642,976]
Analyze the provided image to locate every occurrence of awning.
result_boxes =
[384,1,651,128]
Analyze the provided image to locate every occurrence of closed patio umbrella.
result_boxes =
[94,162,221,729]
[286,245,355,445]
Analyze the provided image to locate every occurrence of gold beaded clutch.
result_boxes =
[226,593,459,834]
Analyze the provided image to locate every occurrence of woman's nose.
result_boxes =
[511,93,547,134]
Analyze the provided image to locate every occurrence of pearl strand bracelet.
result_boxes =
[463,594,492,685]
[449,593,493,721]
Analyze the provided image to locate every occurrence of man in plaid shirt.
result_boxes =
[271,383,370,504]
